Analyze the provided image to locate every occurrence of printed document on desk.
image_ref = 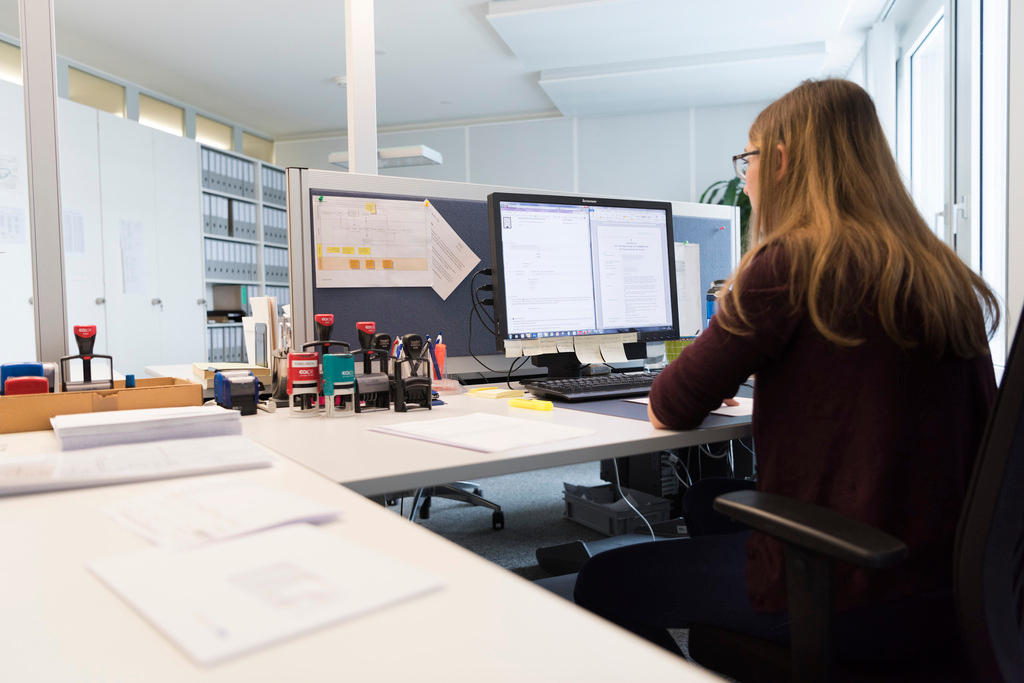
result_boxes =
[106,479,340,548]
[89,524,443,665]
[372,412,593,452]
[0,435,273,497]
[625,395,753,416]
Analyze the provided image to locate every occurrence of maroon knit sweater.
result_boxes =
[648,248,995,612]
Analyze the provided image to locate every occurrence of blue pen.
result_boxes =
[426,335,440,380]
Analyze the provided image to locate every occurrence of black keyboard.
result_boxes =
[523,372,657,402]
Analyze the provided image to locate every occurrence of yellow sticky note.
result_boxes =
[342,246,355,255]
[365,259,376,269]
[317,244,322,258]
[349,259,360,270]
[326,246,341,254]
[365,202,376,214]
[358,247,371,255]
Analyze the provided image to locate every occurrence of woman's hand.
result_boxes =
[647,397,740,429]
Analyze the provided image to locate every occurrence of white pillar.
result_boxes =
[345,0,379,175]
[19,0,68,361]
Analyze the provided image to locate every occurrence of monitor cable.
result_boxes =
[466,269,503,374]
[611,457,656,541]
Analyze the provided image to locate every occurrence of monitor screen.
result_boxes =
[488,193,678,347]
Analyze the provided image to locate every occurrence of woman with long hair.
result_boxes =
[569,79,999,665]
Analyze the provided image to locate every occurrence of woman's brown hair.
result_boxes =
[718,78,999,357]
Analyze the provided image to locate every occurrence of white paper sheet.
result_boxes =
[106,480,340,548]
[0,435,273,497]
[624,396,753,417]
[88,524,443,665]
[313,195,432,288]
[426,201,479,300]
[62,209,86,254]
[675,242,703,337]
[372,413,593,452]
[710,396,754,416]
[0,206,26,244]
[119,219,148,295]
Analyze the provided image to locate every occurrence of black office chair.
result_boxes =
[688,310,1024,682]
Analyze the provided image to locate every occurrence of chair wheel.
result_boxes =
[492,510,505,530]
[385,497,397,506]
[473,488,483,496]
[418,499,431,519]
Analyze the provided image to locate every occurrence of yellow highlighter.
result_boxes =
[509,398,553,411]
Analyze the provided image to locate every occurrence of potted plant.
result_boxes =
[699,177,751,252]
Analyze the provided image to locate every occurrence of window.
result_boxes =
[242,132,274,163]
[138,93,184,137]
[0,40,21,85]
[196,114,232,150]
[67,67,125,117]
[905,11,947,239]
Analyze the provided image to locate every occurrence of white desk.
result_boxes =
[0,429,723,682]
[242,392,751,496]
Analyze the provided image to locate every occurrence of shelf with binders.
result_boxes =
[261,164,286,208]
[197,145,289,363]
[207,322,246,363]
[201,147,256,199]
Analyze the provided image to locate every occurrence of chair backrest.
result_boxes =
[955,310,1024,681]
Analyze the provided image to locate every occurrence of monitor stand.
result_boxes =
[531,352,582,379]
[531,352,612,379]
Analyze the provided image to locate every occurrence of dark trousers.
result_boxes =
[572,478,786,654]
[569,478,959,663]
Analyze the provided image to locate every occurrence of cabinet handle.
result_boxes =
[95,297,106,305]
[197,298,207,305]
[151,297,163,306]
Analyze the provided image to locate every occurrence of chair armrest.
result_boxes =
[713,490,908,569]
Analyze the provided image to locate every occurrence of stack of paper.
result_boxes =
[0,435,273,497]
[51,406,241,451]
[89,524,443,665]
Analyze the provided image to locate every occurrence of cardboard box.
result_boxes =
[0,377,202,434]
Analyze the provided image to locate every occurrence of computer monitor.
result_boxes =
[488,192,679,373]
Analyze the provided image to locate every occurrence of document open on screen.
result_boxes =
[498,200,673,339]
[502,203,596,334]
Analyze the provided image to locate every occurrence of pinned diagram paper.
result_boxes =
[313,195,432,288]
[675,242,703,336]
[426,201,480,300]
[119,220,148,295]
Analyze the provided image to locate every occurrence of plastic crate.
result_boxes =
[563,483,672,536]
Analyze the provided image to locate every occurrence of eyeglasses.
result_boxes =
[732,150,760,181]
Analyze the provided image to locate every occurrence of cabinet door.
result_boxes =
[98,113,161,376]
[0,80,35,362]
[59,100,108,353]
[151,132,206,363]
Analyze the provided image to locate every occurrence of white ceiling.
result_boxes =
[0,0,889,139]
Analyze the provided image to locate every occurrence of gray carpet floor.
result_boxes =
[387,461,610,579]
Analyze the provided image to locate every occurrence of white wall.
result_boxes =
[275,101,767,203]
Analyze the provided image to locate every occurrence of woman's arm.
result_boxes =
[648,249,799,430]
